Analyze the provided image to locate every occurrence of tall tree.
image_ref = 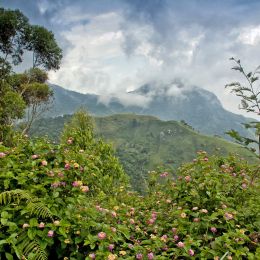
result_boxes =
[0,8,62,143]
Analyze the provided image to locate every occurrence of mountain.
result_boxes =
[47,83,254,139]
[30,114,256,191]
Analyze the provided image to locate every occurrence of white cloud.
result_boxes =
[238,25,260,45]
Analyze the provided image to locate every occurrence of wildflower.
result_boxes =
[48,230,54,237]
[73,162,79,168]
[109,211,116,218]
[177,241,185,248]
[53,220,60,226]
[200,209,208,214]
[224,212,234,220]
[80,185,89,192]
[108,244,115,251]
[119,251,126,256]
[89,253,96,259]
[111,227,117,233]
[72,181,82,187]
[147,252,154,260]
[22,223,30,229]
[221,204,227,209]
[160,235,168,242]
[136,253,143,259]
[41,160,48,166]
[107,254,117,260]
[192,207,198,211]
[188,249,195,256]
[64,163,70,170]
[180,212,187,218]
[193,218,200,222]
[210,227,217,233]
[51,182,60,188]
[98,232,106,240]
[185,175,191,182]
[114,206,119,211]
[160,172,169,177]
[172,227,177,233]
[67,138,73,144]
[38,222,45,228]
[64,239,70,244]
[204,157,208,161]
[147,218,155,225]
[151,212,157,219]
[75,230,80,235]
[166,199,172,203]
[174,235,179,241]
[129,218,135,224]
[58,172,64,178]
[242,183,247,189]
[31,154,38,159]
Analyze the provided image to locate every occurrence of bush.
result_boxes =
[0,112,259,259]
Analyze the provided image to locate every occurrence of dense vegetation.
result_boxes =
[30,114,256,191]
[0,111,259,259]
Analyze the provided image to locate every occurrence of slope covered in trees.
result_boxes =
[30,114,256,191]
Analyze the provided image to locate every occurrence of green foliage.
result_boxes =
[226,58,260,158]
[0,130,259,258]
[30,114,257,192]
[0,7,62,143]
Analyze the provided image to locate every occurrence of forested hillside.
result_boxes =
[30,114,256,191]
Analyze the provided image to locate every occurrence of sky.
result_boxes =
[2,0,260,117]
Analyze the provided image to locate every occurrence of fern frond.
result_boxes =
[27,202,53,220]
[20,239,48,260]
[0,189,32,205]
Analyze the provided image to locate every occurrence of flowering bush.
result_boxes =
[0,111,259,259]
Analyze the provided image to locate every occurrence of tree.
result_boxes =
[0,8,62,142]
[225,58,260,159]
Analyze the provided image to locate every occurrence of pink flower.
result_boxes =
[160,172,169,177]
[204,157,209,161]
[41,160,48,166]
[224,212,234,220]
[111,227,117,233]
[136,253,143,260]
[129,219,135,224]
[172,228,177,234]
[0,152,6,158]
[111,211,117,218]
[210,227,217,233]
[174,235,179,241]
[58,172,64,178]
[193,218,200,222]
[89,253,96,259]
[22,223,30,229]
[97,232,106,240]
[147,252,154,260]
[151,212,157,219]
[47,230,54,237]
[38,222,45,228]
[72,181,82,187]
[160,235,168,242]
[64,163,70,170]
[108,244,115,251]
[242,183,247,189]
[188,249,195,256]
[31,154,38,159]
[185,175,191,182]
[147,218,155,225]
[200,209,208,214]
[177,241,185,248]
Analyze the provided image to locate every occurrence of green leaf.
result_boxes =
[5,252,13,260]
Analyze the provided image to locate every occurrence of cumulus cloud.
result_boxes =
[2,0,260,118]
